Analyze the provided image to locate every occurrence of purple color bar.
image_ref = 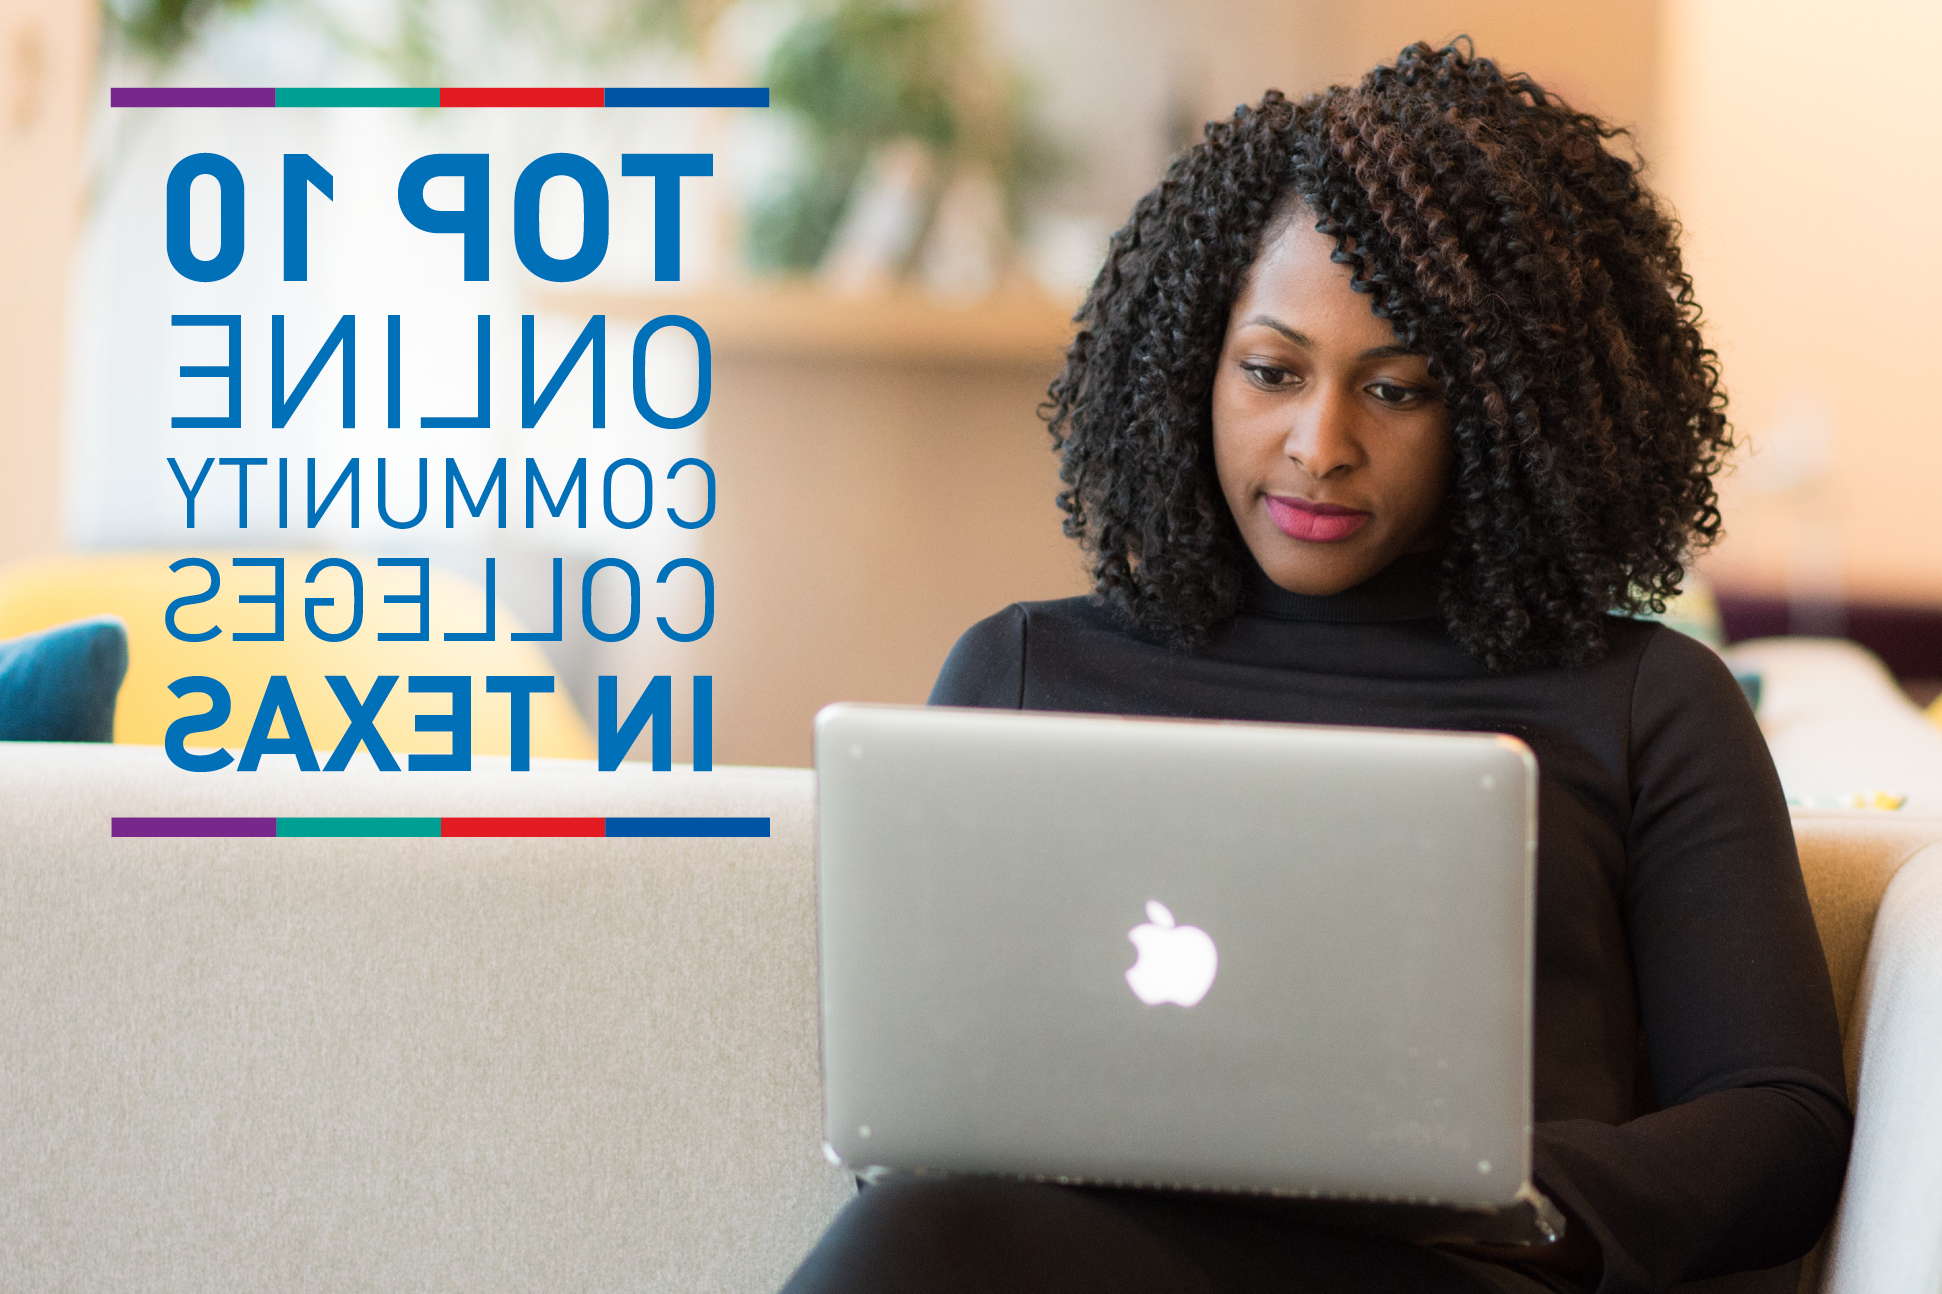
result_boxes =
[111,87,276,108]
[113,817,277,838]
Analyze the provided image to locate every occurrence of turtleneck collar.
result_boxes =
[1241,551,1443,624]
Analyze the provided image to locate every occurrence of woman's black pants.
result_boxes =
[778,1177,1563,1294]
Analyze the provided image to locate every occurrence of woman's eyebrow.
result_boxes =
[1245,315,1312,347]
[1242,317,1420,361]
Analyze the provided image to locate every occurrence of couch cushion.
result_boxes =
[1816,847,1942,1293]
[1791,811,1942,1081]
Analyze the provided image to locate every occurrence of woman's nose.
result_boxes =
[1282,386,1364,480]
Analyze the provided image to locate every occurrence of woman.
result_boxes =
[781,43,1848,1294]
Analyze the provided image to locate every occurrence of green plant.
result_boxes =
[748,0,1058,275]
[103,0,706,79]
[105,0,265,57]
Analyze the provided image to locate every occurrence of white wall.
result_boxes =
[0,0,94,569]
[1659,0,1942,606]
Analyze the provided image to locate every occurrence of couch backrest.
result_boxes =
[0,742,850,1294]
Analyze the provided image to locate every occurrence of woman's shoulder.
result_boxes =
[927,596,1140,709]
[1606,615,1755,717]
[1605,616,1780,813]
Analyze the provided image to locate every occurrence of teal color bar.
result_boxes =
[274,87,440,107]
[276,817,442,837]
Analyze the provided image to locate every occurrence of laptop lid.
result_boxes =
[814,703,1542,1223]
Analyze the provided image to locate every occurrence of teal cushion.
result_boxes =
[0,616,129,742]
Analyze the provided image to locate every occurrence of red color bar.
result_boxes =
[441,817,607,838]
[439,87,604,108]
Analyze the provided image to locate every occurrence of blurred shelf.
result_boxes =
[541,280,1080,367]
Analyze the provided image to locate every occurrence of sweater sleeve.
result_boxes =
[928,604,1028,709]
[1532,628,1851,1293]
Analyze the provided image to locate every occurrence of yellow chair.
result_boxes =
[0,552,594,762]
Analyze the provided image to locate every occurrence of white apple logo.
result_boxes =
[1124,900,1218,1007]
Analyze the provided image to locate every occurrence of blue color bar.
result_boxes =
[603,87,770,107]
[605,816,772,837]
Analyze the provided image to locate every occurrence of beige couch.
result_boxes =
[0,747,851,1293]
[4,697,1940,1291]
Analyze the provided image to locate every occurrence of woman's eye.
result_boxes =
[1367,381,1420,407]
[1242,362,1297,389]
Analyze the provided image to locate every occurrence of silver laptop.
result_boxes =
[813,703,1559,1243]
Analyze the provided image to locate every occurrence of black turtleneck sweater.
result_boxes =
[926,555,1850,1294]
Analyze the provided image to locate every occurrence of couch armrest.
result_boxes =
[1815,846,1942,1293]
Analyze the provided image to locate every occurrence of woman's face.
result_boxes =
[1211,212,1454,596]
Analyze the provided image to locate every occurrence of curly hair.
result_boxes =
[1045,41,1730,671]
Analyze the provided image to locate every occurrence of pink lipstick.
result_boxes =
[1265,495,1370,543]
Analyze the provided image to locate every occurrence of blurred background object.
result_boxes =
[6,0,1941,767]
[0,552,596,756]
[748,0,1057,298]
[102,0,710,80]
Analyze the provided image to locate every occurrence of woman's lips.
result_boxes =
[1264,495,1371,543]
